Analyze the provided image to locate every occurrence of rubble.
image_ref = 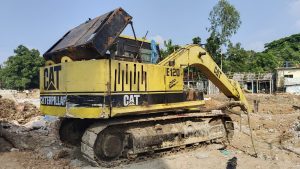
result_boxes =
[23,116,46,130]
[0,97,41,124]
[1,91,300,168]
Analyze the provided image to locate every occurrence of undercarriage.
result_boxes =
[59,111,234,167]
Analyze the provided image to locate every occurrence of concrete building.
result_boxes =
[227,72,274,94]
[276,67,300,94]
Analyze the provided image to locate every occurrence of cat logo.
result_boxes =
[169,79,178,88]
[44,65,61,90]
[123,95,140,106]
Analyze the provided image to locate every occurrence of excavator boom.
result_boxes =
[159,44,251,113]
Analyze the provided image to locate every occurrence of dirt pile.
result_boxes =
[208,93,300,114]
[0,97,41,124]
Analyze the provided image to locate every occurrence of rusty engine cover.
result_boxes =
[43,8,132,63]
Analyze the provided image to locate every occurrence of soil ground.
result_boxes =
[0,90,299,169]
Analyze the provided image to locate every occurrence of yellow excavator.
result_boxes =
[40,8,251,167]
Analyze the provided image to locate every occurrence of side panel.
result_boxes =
[40,60,109,93]
[40,59,205,119]
[40,60,110,118]
[109,60,184,93]
[108,60,203,117]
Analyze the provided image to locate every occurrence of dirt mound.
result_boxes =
[0,97,41,124]
[202,98,223,109]
[208,93,300,114]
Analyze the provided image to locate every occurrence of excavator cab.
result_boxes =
[110,35,160,63]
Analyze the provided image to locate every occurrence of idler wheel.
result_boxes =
[94,129,124,161]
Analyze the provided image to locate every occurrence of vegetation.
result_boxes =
[160,39,180,59]
[223,33,300,73]
[159,33,300,74]
[0,45,45,90]
[192,37,201,45]
[206,0,241,66]
[264,34,300,67]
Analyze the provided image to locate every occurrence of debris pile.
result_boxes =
[0,97,41,124]
[280,120,300,155]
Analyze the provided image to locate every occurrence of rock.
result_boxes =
[23,116,46,129]
[206,143,225,150]
[10,148,19,152]
[70,159,85,168]
[11,120,20,126]
[16,103,25,112]
[268,129,275,133]
[273,155,279,161]
[54,149,70,159]
[46,151,53,159]
[43,115,59,123]
[194,152,209,159]
[257,153,270,160]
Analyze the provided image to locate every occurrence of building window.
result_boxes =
[284,74,293,78]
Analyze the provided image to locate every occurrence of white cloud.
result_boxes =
[150,35,165,48]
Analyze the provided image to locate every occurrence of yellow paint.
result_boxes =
[40,105,110,118]
[40,42,251,119]
[159,44,252,112]
[40,58,192,118]
[40,105,66,116]
[111,100,205,117]
[61,56,73,63]
[45,60,55,66]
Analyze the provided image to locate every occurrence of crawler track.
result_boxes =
[80,112,234,167]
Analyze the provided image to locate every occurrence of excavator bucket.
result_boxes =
[43,8,132,63]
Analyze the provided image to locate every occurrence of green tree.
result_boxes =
[264,33,300,67]
[192,37,201,45]
[160,39,180,59]
[206,0,241,66]
[0,45,45,90]
[223,42,255,72]
[251,52,278,73]
[207,0,241,46]
[205,33,222,64]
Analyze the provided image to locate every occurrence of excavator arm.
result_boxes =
[158,44,252,113]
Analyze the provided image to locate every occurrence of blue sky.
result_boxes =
[0,0,300,64]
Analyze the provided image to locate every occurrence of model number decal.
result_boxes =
[123,95,140,106]
[166,68,180,76]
